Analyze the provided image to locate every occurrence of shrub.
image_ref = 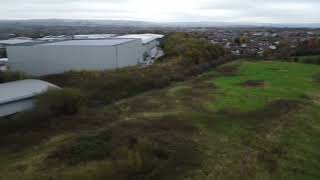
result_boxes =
[164,33,226,66]
[300,57,320,64]
[0,71,29,83]
[0,48,6,58]
[36,88,85,116]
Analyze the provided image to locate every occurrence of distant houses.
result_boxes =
[5,33,165,76]
[0,79,59,117]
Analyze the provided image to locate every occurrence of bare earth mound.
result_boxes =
[241,80,265,88]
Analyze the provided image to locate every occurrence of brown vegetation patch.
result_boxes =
[240,80,265,88]
[219,100,302,177]
[313,73,320,83]
[175,80,215,112]
[219,99,301,121]
[119,93,176,113]
[216,65,239,76]
[48,116,201,180]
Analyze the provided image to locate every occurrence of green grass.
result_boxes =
[211,60,320,111]
[1,60,320,180]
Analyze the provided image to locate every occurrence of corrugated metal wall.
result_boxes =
[7,40,143,76]
[0,99,34,117]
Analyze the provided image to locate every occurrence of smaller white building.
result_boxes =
[114,34,164,65]
[115,34,164,51]
[0,58,8,72]
[0,79,59,117]
[37,35,71,42]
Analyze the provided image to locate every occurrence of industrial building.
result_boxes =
[114,34,164,65]
[7,38,143,76]
[0,79,59,117]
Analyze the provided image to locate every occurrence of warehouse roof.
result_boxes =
[0,79,59,105]
[73,34,117,39]
[0,39,35,45]
[114,34,164,44]
[37,38,138,46]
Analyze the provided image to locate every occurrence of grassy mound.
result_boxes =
[1,60,320,180]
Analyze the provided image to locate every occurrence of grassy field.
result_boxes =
[1,60,320,180]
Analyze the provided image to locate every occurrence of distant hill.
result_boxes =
[0,19,161,28]
[0,19,319,28]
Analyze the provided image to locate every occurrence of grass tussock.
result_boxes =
[36,88,85,116]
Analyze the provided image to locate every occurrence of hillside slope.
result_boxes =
[1,60,320,180]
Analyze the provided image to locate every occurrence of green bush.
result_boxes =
[0,48,6,58]
[36,88,85,116]
[300,57,320,64]
[0,71,29,83]
[164,33,225,66]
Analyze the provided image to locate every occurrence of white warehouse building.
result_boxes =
[0,79,59,117]
[7,38,143,76]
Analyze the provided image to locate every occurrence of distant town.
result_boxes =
[198,28,320,57]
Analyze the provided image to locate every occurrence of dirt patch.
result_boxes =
[240,80,265,88]
[216,65,239,76]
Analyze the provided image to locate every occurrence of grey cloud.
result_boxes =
[0,0,319,23]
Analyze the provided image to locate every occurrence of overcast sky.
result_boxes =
[1,0,320,23]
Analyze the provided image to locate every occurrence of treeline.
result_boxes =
[271,38,320,59]
[269,38,320,64]
[44,32,229,107]
[294,38,320,56]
